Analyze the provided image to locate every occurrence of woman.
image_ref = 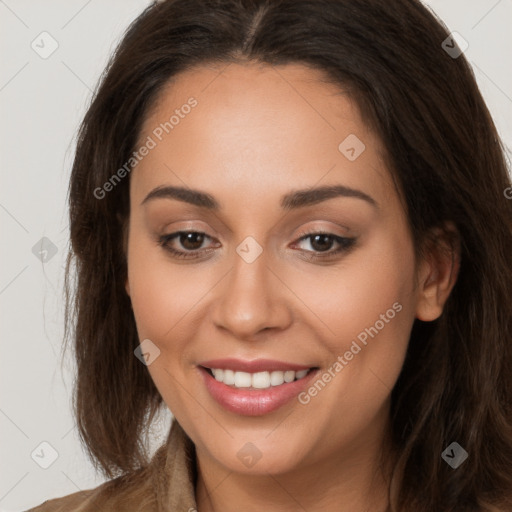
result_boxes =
[28,0,512,510]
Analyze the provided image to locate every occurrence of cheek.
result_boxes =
[126,226,195,349]
[126,233,199,410]
[289,230,416,441]
[285,225,416,382]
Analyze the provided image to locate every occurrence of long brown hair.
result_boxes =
[63,0,512,509]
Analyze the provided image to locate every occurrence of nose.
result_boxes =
[211,250,293,340]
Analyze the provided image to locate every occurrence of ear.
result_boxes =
[415,221,460,322]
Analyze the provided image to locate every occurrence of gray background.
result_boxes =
[1,1,511,510]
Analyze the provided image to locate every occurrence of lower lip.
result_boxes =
[198,366,319,416]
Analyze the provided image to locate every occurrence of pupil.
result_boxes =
[311,234,332,252]
[181,232,204,250]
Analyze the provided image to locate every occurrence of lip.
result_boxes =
[198,357,313,373]
[198,365,320,416]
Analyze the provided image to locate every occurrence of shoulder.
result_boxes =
[24,485,100,512]
[24,446,168,512]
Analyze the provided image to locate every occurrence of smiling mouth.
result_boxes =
[201,366,318,390]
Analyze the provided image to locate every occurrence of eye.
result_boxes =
[158,231,218,259]
[157,230,356,261]
[292,230,356,260]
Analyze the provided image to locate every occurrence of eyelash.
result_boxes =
[157,229,356,261]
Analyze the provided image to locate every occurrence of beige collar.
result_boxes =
[155,418,198,511]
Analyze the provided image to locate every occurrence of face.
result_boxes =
[125,62,435,476]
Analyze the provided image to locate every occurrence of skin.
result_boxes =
[125,62,459,512]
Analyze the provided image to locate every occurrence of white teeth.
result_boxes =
[295,369,308,379]
[252,371,270,389]
[223,369,235,385]
[284,370,295,383]
[234,371,252,388]
[209,368,312,389]
[212,369,223,380]
[269,371,284,386]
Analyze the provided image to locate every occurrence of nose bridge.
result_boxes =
[212,241,290,337]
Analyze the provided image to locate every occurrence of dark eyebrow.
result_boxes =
[141,184,378,210]
[281,185,378,211]
[142,185,219,209]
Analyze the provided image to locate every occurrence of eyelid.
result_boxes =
[293,224,351,239]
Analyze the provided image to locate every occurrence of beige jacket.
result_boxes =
[26,419,198,511]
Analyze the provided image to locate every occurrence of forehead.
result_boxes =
[132,62,393,210]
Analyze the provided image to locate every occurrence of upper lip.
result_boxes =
[198,358,316,373]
